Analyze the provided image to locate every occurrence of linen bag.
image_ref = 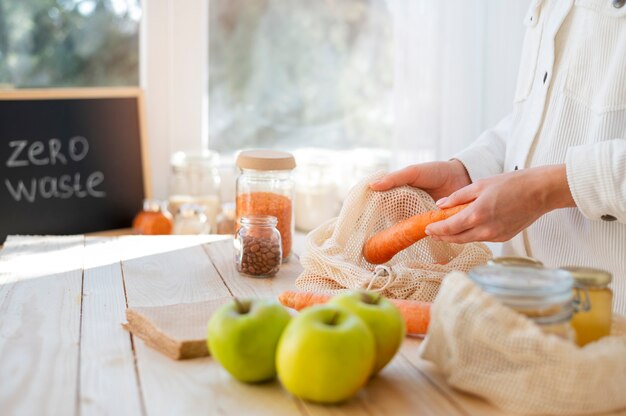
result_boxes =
[421,272,626,415]
[296,172,491,301]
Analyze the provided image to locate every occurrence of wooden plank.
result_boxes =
[400,339,508,416]
[119,236,304,416]
[0,236,84,415]
[119,235,230,306]
[303,353,466,416]
[202,238,302,298]
[79,237,143,416]
[205,238,465,415]
[0,87,144,100]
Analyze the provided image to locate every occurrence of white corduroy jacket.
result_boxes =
[455,0,626,313]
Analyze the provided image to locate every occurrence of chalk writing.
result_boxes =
[4,137,105,202]
[6,136,89,167]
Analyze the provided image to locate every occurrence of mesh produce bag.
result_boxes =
[296,172,492,301]
[420,271,626,415]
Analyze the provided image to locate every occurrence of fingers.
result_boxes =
[430,226,489,244]
[425,206,473,237]
[369,166,421,191]
[436,183,480,208]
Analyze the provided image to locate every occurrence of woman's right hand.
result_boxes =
[369,160,472,202]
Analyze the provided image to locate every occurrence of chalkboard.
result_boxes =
[0,88,150,241]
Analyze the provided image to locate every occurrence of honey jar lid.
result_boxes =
[488,256,544,268]
[236,150,296,171]
[561,266,612,287]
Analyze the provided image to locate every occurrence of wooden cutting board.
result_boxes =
[124,297,232,359]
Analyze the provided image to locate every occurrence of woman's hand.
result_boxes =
[426,164,576,243]
[369,160,472,201]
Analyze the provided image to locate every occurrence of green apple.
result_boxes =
[329,290,405,375]
[207,298,291,383]
[276,305,375,404]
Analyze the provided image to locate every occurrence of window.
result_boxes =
[0,0,141,88]
[209,0,393,153]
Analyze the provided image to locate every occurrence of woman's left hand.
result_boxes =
[426,165,576,243]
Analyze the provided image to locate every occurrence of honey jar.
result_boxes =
[562,266,613,346]
[488,256,544,268]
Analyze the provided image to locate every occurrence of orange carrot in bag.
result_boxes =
[362,203,470,265]
[278,290,431,335]
[278,291,332,311]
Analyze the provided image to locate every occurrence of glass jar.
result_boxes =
[169,150,221,232]
[338,148,391,200]
[172,204,211,235]
[562,266,613,346]
[236,150,295,261]
[216,202,236,235]
[132,199,173,235]
[470,265,577,342]
[488,256,544,268]
[293,149,340,232]
[235,215,282,278]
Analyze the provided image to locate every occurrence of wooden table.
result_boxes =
[0,235,596,415]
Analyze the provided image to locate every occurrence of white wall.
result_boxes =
[389,0,529,166]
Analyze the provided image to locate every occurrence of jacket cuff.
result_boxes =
[453,146,504,183]
[565,141,624,222]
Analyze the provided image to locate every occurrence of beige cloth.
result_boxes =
[420,272,626,415]
[296,172,492,301]
[124,298,231,360]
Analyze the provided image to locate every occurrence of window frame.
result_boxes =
[140,0,209,199]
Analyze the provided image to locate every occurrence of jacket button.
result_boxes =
[601,214,617,221]
[614,0,625,8]
[514,165,519,171]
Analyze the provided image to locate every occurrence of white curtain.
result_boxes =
[388,0,529,167]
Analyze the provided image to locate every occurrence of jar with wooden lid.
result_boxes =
[236,150,296,261]
[562,266,613,346]
[470,265,577,342]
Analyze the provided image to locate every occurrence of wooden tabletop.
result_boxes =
[0,235,558,415]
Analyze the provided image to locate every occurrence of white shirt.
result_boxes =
[455,0,626,314]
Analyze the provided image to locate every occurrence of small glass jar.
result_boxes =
[470,265,577,342]
[235,215,282,278]
[133,199,173,235]
[172,204,211,235]
[169,150,221,231]
[488,256,544,268]
[236,150,295,261]
[562,266,613,346]
[216,202,236,235]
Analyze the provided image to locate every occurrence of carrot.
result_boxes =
[278,290,431,335]
[278,290,332,311]
[362,203,470,265]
